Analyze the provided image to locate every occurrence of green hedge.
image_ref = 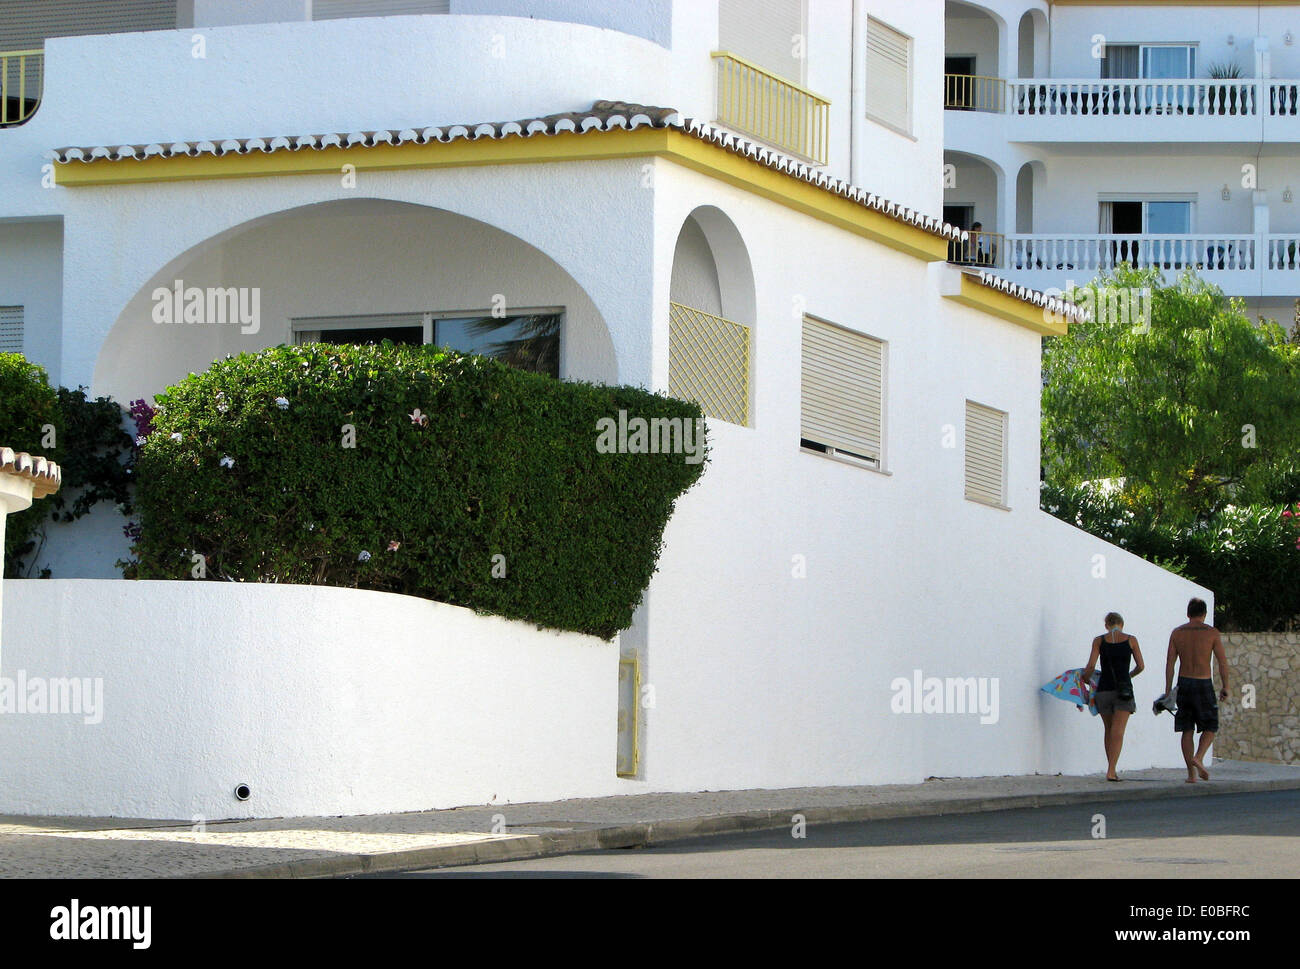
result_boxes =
[0,354,62,575]
[133,343,708,639]
[1042,482,1300,631]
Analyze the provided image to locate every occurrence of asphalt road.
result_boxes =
[359,789,1300,878]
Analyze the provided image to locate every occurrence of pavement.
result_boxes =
[1,760,1297,878]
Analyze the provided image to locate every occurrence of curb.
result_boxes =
[199,775,1300,879]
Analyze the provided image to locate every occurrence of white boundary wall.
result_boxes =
[0,580,617,819]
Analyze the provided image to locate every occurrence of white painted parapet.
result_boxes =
[0,580,618,819]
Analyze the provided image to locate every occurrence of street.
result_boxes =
[358,789,1300,878]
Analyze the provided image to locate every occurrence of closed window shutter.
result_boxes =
[801,317,883,462]
[965,401,1007,506]
[0,305,22,353]
[0,1,176,50]
[718,0,803,81]
[313,0,451,20]
[866,17,911,132]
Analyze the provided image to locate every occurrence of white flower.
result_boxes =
[219,455,235,469]
[357,550,371,563]
[275,397,289,410]
[135,436,147,447]
[170,432,182,442]
[217,403,229,413]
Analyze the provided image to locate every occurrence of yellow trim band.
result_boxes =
[53,126,951,262]
[945,274,1070,337]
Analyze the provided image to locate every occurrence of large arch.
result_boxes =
[92,198,618,405]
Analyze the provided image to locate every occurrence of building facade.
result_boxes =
[945,0,1300,326]
[0,0,1211,818]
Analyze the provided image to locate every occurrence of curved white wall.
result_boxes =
[0,580,618,819]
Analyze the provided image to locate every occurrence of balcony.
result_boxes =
[953,231,1300,298]
[944,73,1300,143]
[712,51,829,165]
[0,48,41,126]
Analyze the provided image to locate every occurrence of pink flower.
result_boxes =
[387,541,401,552]
[1285,511,1294,518]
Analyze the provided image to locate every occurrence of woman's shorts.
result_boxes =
[1094,691,1136,715]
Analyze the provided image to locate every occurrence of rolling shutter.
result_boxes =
[800,316,883,462]
[0,1,177,50]
[718,0,803,82]
[866,16,911,132]
[312,0,451,20]
[965,400,1007,506]
[0,306,22,353]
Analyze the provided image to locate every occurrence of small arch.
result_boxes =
[670,206,756,328]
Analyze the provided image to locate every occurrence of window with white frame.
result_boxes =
[964,400,1008,507]
[866,16,912,134]
[800,316,884,466]
[0,305,22,353]
[291,309,562,378]
[1100,44,1197,80]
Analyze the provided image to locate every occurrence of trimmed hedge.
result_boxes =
[0,354,62,575]
[1042,482,1300,631]
[133,343,708,639]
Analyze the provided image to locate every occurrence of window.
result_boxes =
[0,306,22,353]
[866,17,912,134]
[800,316,884,466]
[313,0,451,19]
[292,310,561,378]
[718,0,805,82]
[964,401,1008,507]
[1100,44,1196,79]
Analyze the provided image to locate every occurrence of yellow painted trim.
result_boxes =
[54,126,951,262]
[945,274,1071,336]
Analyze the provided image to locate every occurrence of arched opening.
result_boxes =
[92,198,617,406]
[667,205,756,429]
[945,1,1007,110]
[944,150,1006,267]
[1017,9,1049,79]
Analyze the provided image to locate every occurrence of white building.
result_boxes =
[944,0,1300,325]
[0,1,1209,819]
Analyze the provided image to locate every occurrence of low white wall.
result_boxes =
[0,580,618,819]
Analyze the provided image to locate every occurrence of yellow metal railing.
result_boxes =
[944,73,1006,113]
[668,301,751,427]
[712,51,830,165]
[0,49,42,126]
[948,230,1005,269]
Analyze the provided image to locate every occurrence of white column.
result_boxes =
[0,476,36,675]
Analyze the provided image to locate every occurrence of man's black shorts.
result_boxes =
[1174,676,1219,733]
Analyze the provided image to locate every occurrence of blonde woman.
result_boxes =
[1081,612,1145,781]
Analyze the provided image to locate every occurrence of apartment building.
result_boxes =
[945,0,1300,325]
[0,0,1207,818]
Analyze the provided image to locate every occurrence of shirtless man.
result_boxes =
[1165,598,1230,783]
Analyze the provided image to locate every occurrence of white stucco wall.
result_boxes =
[0,580,617,819]
[0,220,63,385]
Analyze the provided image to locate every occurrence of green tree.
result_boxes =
[1042,268,1300,523]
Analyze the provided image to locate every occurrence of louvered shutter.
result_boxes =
[0,305,22,352]
[0,1,177,50]
[965,400,1007,506]
[718,0,803,82]
[866,17,911,132]
[800,317,883,463]
[312,0,451,20]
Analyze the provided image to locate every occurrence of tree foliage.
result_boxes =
[1042,268,1300,523]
